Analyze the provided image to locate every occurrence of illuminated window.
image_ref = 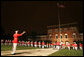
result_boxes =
[60,28,62,32]
[60,34,62,39]
[70,27,74,31]
[70,27,76,32]
[49,34,52,39]
[55,34,58,39]
[65,33,68,38]
[72,33,76,38]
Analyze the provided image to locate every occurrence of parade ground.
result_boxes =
[1,48,58,56]
[1,45,83,56]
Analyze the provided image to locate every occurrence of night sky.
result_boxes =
[1,1,83,35]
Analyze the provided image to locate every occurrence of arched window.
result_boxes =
[65,33,68,38]
[72,33,76,38]
[60,34,62,39]
[55,34,58,39]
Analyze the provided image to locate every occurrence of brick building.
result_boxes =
[47,22,82,45]
[27,22,83,45]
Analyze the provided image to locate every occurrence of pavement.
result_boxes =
[1,48,58,56]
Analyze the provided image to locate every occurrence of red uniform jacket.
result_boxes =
[42,41,45,45]
[35,42,37,45]
[39,42,41,45]
[31,41,33,45]
[13,34,22,43]
[79,43,82,47]
[72,44,74,46]
[49,43,50,45]
[57,42,60,45]
[22,41,24,44]
[67,43,70,47]
[28,41,30,45]
[25,42,27,45]
[62,44,65,46]
[74,44,77,47]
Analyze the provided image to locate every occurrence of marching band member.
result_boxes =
[74,42,78,50]
[47,42,48,48]
[56,42,60,50]
[42,41,45,48]
[72,43,75,50]
[79,43,83,50]
[67,42,70,50]
[28,41,30,47]
[5,40,8,45]
[31,41,33,47]
[34,41,37,48]
[22,41,25,46]
[7,40,9,45]
[39,41,41,48]
[9,40,11,45]
[53,42,55,48]
[20,41,22,46]
[25,41,27,46]
[50,43,53,47]
[1,39,4,45]
[49,43,50,48]
[62,42,65,49]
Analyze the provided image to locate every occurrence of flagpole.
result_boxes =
[57,2,61,43]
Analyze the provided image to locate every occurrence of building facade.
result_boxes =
[47,23,82,44]
[27,23,83,45]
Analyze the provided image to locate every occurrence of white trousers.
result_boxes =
[80,47,82,50]
[31,44,33,47]
[39,45,41,48]
[5,43,7,45]
[73,47,74,49]
[47,45,48,48]
[42,45,44,48]
[49,45,50,48]
[28,44,30,47]
[57,46,60,50]
[68,46,70,50]
[54,46,55,48]
[34,45,37,48]
[75,47,77,50]
[11,43,17,54]
[1,43,3,45]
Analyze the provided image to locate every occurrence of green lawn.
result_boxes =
[49,49,83,56]
[1,45,42,51]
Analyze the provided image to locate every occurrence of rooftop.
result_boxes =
[47,22,78,29]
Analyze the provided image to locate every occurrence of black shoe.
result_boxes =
[11,53,15,55]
